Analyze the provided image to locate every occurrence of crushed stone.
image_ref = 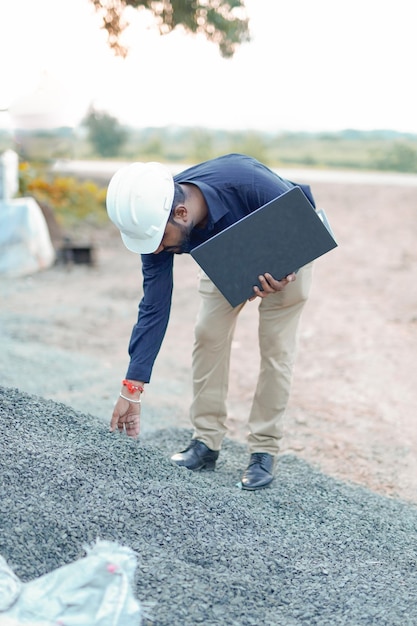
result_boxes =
[1,385,416,626]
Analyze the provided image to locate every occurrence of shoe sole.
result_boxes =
[239,479,273,491]
[171,460,217,471]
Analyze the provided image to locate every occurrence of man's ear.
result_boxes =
[173,204,188,222]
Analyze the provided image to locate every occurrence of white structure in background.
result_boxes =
[0,149,55,277]
[0,150,19,200]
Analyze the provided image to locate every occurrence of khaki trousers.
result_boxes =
[189,263,313,455]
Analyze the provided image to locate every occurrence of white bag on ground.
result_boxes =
[0,197,55,277]
[0,540,142,625]
[0,555,22,611]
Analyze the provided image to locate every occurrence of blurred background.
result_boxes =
[1,0,417,170]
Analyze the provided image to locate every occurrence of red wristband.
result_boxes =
[122,379,144,394]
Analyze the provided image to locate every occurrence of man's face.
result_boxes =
[153,219,193,254]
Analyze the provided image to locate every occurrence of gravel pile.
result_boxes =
[1,385,416,626]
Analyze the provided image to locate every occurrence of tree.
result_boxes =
[90,0,250,58]
[83,108,127,157]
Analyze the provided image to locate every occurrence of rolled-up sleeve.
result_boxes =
[126,251,174,382]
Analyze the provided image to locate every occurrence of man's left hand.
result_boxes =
[249,272,296,301]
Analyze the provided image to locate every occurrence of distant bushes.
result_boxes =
[4,126,417,174]
[10,130,417,232]
[370,141,417,173]
[19,162,107,226]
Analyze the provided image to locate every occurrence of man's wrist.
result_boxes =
[121,379,145,395]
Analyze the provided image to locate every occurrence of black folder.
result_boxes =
[190,186,337,307]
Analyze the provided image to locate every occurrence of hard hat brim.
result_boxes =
[120,230,164,255]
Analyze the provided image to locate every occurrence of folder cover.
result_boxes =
[190,186,337,307]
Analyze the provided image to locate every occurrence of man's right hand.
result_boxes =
[110,397,140,438]
[110,380,144,438]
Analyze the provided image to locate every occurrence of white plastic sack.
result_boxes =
[0,197,55,277]
[0,540,142,626]
[0,555,21,611]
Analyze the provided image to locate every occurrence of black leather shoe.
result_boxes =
[171,439,219,471]
[240,453,274,490]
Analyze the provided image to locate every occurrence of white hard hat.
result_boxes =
[106,162,175,254]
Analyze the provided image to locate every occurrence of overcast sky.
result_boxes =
[1,0,416,133]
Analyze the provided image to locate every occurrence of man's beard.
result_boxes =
[168,220,194,254]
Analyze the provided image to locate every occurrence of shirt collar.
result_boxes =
[184,181,229,228]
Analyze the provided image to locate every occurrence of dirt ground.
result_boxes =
[1,175,417,504]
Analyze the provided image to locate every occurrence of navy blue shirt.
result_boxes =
[126,154,315,382]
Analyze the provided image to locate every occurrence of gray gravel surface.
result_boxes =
[1,385,416,626]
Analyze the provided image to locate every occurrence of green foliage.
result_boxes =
[83,108,127,157]
[91,0,250,58]
[19,162,107,227]
[13,126,417,177]
[10,128,75,162]
[227,131,268,165]
[14,125,417,231]
[187,128,214,163]
[371,141,417,173]
[119,126,417,173]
